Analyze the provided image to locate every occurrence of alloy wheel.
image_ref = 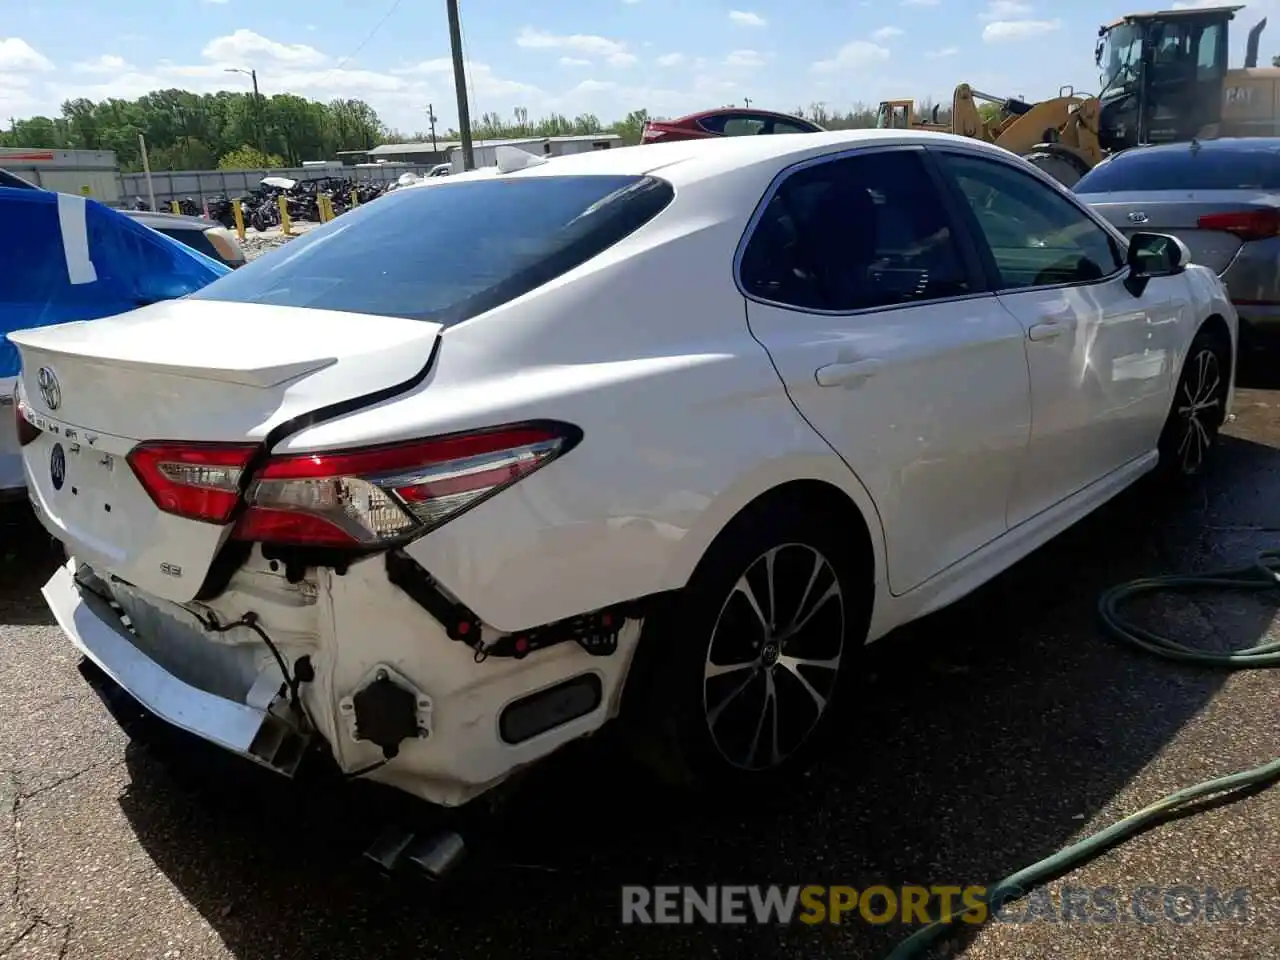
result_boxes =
[702,543,845,772]
[1175,347,1224,475]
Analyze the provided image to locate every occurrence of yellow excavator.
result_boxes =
[877,4,1280,186]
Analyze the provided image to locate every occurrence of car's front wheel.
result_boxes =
[633,499,868,791]
[1157,325,1232,477]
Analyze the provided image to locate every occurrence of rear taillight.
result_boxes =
[127,442,259,523]
[231,421,578,548]
[13,385,41,448]
[641,123,663,142]
[1197,209,1280,242]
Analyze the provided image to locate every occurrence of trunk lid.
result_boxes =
[11,299,441,603]
[1079,190,1265,275]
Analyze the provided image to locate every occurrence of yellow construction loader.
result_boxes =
[878,4,1280,186]
[875,85,1102,186]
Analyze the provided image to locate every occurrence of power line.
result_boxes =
[313,0,407,90]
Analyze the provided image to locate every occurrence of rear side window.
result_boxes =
[1074,147,1280,192]
[189,175,674,325]
[156,227,222,262]
[739,150,972,311]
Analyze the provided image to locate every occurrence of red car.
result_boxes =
[641,107,824,143]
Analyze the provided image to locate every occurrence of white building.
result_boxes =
[448,134,622,174]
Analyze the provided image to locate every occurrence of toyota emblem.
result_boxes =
[36,366,61,411]
[1127,211,1149,224]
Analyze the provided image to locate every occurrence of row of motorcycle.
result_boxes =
[134,177,392,233]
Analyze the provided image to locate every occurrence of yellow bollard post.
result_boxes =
[170,200,180,214]
[232,198,246,241]
[277,195,292,236]
[320,195,332,223]
[350,188,358,209]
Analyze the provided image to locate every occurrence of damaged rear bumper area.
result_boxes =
[41,550,646,809]
[45,560,312,775]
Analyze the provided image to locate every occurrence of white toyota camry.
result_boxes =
[9,130,1236,818]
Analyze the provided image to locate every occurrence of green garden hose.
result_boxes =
[883,550,1280,960]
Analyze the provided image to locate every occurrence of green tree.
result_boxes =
[218,145,287,169]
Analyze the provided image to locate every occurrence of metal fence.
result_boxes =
[118,163,436,209]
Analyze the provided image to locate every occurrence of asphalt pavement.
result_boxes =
[0,368,1277,959]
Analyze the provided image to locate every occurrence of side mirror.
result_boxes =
[1128,231,1189,277]
[1124,231,1189,296]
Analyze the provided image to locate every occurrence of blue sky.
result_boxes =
[2,0,1275,136]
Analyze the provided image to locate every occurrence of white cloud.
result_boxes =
[559,57,591,67]
[982,18,1061,41]
[724,49,766,67]
[728,10,767,26]
[0,37,54,72]
[73,54,132,74]
[202,29,325,66]
[515,26,636,66]
[811,40,890,73]
[925,46,959,58]
[395,58,541,98]
[979,0,1031,18]
[871,26,904,40]
[656,53,685,67]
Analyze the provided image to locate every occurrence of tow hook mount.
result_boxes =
[339,663,433,759]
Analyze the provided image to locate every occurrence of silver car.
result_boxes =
[1074,138,1280,344]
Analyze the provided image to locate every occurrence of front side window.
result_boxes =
[935,152,1124,290]
[739,150,972,312]
[189,175,674,325]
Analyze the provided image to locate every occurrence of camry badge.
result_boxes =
[36,366,61,411]
[1127,211,1149,224]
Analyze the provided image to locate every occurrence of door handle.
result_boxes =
[815,358,884,388]
[1027,321,1066,342]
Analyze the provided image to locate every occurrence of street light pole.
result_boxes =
[226,67,266,157]
[427,102,438,153]
[445,0,475,171]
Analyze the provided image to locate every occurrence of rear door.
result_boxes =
[932,148,1185,527]
[740,146,1032,595]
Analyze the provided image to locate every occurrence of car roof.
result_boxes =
[441,129,1016,188]
[1109,137,1280,160]
[674,107,813,124]
[121,209,215,230]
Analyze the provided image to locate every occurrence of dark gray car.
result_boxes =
[1074,139,1280,343]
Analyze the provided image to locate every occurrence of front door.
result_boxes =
[739,146,1032,595]
[930,148,1183,527]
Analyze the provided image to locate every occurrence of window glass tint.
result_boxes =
[1074,146,1280,192]
[189,175,674,324]
[771,120,814,134]
[156,226,221,262]
[696,115,728,134]
[740,150,971,311]
[722,116,767,136]
[938,152,1124,289]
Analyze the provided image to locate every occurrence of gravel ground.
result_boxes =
[239,220,320,260]
[0,370,1277,959]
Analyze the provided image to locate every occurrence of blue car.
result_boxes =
[2,186,228,499]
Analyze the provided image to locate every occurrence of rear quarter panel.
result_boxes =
[272,164,889,633]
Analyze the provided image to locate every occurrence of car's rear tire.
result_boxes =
[1157,325,1232,478]
[630,499,869,793]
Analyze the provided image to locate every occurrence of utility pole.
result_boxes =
[445,0,475,170]
[226,67,266,157]
[427,103,438,153]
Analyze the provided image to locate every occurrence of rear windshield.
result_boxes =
[188,174,674,325]
[1074,146,1280,193]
